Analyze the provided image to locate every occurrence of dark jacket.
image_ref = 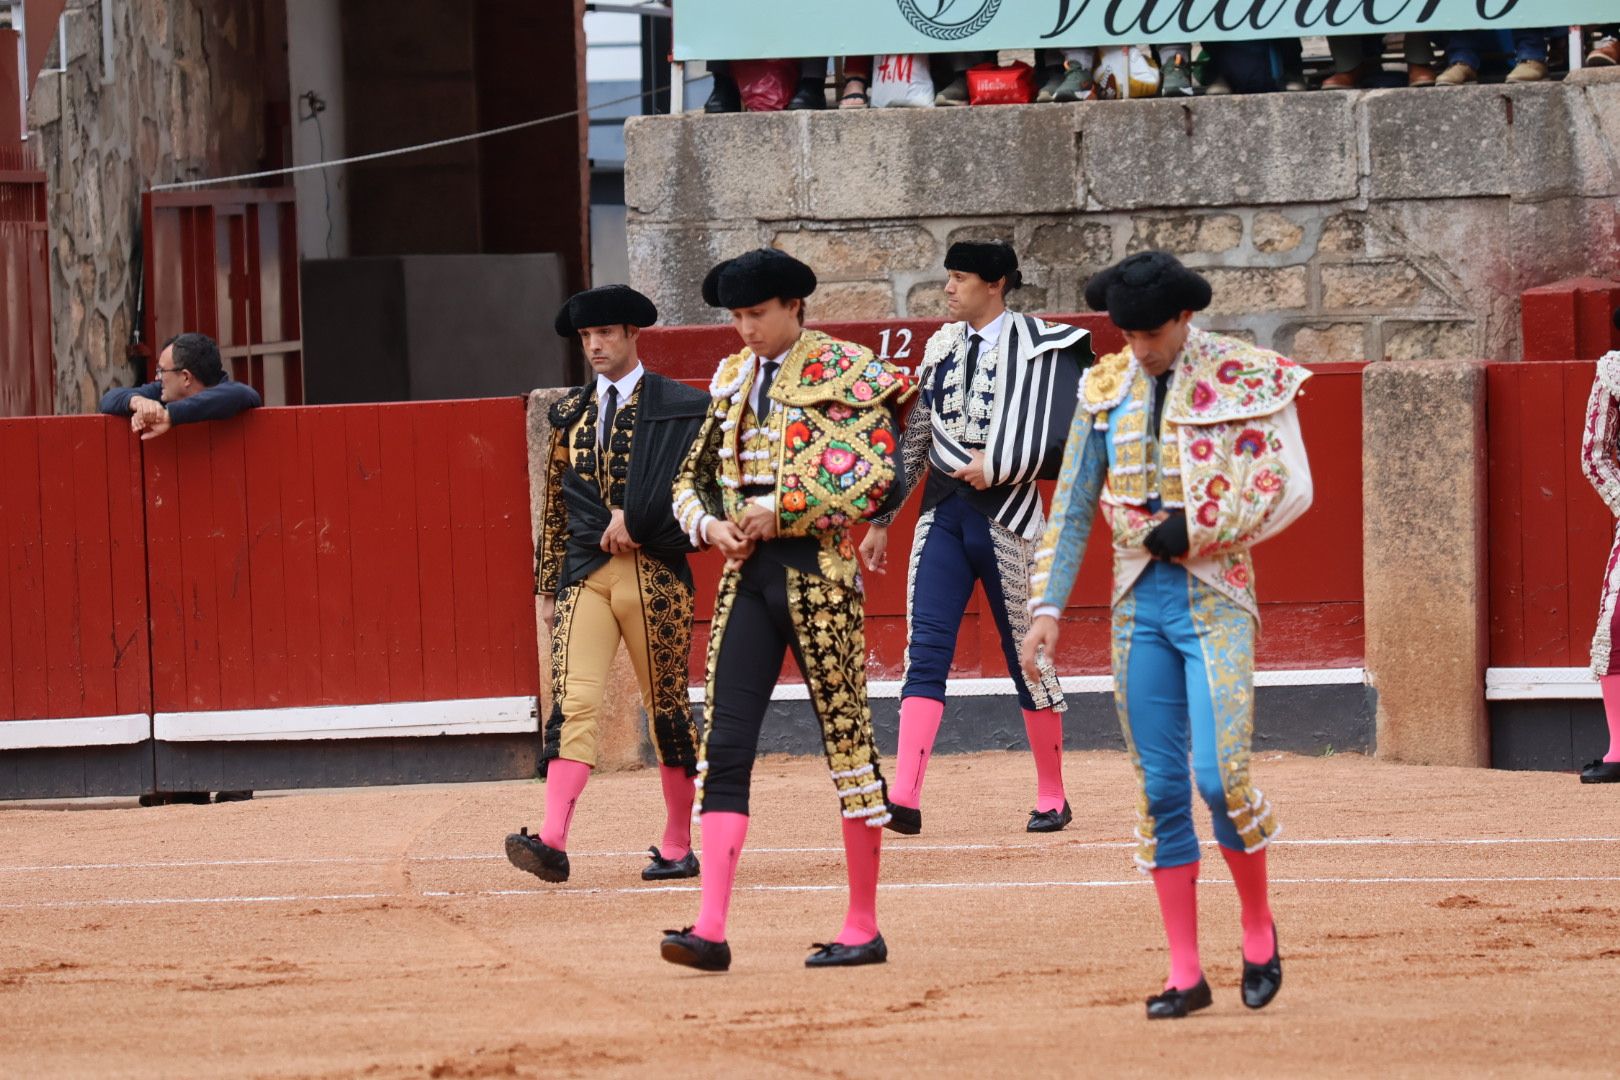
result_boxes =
[537,371,711,594]
[98,378,263,424]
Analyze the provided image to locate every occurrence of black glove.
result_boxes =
[1144,511,1189,561]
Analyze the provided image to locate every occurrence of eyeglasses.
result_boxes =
[156,365,185,376]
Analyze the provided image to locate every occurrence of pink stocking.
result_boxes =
[658,765,696,861]
[1601,674,1620,762]
[538,758,591,851]
[692,811,749,942]
[1219,846,1276,965]
[1150,861,1203,991]
[1021,707,1067,813]
[836,817,882,945]
[892,696,945,809]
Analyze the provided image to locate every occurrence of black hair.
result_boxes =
[162,332,225,386]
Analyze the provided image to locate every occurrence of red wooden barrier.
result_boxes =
[0,416,150,723]
[1488,360,1612,668]
[641,318,1365,680]
[142,400,540,717]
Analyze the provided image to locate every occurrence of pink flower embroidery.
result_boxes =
[1189,438,1215,462]
[851,381,874,401]
[826,403,854,421]
[1217,360,1243,385]
[1225,563,1250,589]
[1253,469,1282,494]
[822,445,858,475]
[1235,429,1267,458]
[1197,501,1221,527]
[1192,381,1217,410]
[1207,475,1231,499]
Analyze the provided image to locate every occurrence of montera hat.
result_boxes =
[944,241,1023,290]
[554,284,658,337]
[1083,251,1213,331]
[701,248,818,309]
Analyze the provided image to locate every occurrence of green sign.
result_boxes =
[673,1,1609,61]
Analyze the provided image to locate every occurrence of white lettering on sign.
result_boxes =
[877,327,915,363]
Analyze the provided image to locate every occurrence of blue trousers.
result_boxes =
[1113,561,1275,870]
[901,492,1061,712]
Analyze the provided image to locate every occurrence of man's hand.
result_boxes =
[737,502,777,542]
[1144,511,1189,562]
[600,508,639,555]
[539,593,557,635]
[1020,615,1060,683]
[128,396,164,433]
[950,448,992,491]
[708,519,756,565]
[859,524,890,574]
[137,407,174,441]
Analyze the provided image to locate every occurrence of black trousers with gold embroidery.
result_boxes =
[696,546,890,825]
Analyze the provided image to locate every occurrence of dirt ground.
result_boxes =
[1,750,1616,1079]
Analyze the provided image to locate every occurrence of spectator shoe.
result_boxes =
[806,934,888,968]
[838,76,870,109]
[1202,76,1232,96]
[703,73,741,114]
[787,76,827,110]
[642,846,700,880]
[1146,978,1212,1019]
[1321,63,1370,90]
[214,791,253,803]
[1588,37,1620,67]
[1241,925,1283,1009]
[935,74,969,106]
[884,802,922,836]
[505,827,570,882]
[661,927,731,971]
[1053,62,1093,103]
[1436,62,1478,86]
[1036,66,1066,102]
[1506,59,1548,83]
[1408,64,1437,87]
[1160,55,1193,96]
[1027,800,1073,833]
[1579,759,1620,783]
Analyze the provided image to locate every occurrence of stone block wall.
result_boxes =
[27,0,270,414]
[625,75,1620,363]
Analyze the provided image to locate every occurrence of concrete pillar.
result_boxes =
[526,389,647,771]
[1362,361,1490,766]
[286,0,350,258]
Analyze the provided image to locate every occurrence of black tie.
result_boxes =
[1152,370,1172,440]
[962,333,984,404]
[600,384,619,453]
[755,360,778,419]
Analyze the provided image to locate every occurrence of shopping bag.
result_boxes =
[871,53,935,108]
[733,58,799,112]
[966,60,1036,106]
[1094,44,1161,100]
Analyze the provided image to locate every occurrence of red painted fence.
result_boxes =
[0,400,538,732]
[642,317,1366,680]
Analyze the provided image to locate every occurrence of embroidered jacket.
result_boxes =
[535,371,711,595]
[874,313,1091,540]
[1030,327,1313,617]
[1581,351,1620,676]
[672,329,914,587]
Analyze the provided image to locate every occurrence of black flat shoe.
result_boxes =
[786,76,827,110]
[214,790,254,803]
[1027,801,1073,833]
[884,803,921,836]
[642,846,700,881]
[504,827,570,883]
[1242,925,1283,1009]
[661,927,731,972]
[1580,759,1620,783]
[1146,977,1212,1019]
[703,75,741,114]
[805,934,887,968]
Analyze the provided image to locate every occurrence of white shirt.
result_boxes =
[965,310,1008,356]
[595,363,644,448]
[751,348,790,419]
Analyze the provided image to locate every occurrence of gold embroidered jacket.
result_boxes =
[672,330,915,586]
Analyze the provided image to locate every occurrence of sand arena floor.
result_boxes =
[1,750,1616,1078]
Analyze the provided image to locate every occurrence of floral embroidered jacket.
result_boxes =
[672,329,915,587]
[1580,351,1620,676]
[1030,327,1314,617]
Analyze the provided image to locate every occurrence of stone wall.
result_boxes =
[625,73,1620,362]
[27,0,269,414]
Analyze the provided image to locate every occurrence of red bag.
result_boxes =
[966,60,1036,106]
[732,59,799,112]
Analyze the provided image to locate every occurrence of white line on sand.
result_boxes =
[2,835,1618,875]
[3,875,1619,912]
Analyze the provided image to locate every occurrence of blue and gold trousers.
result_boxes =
[1112,560,1278,870]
